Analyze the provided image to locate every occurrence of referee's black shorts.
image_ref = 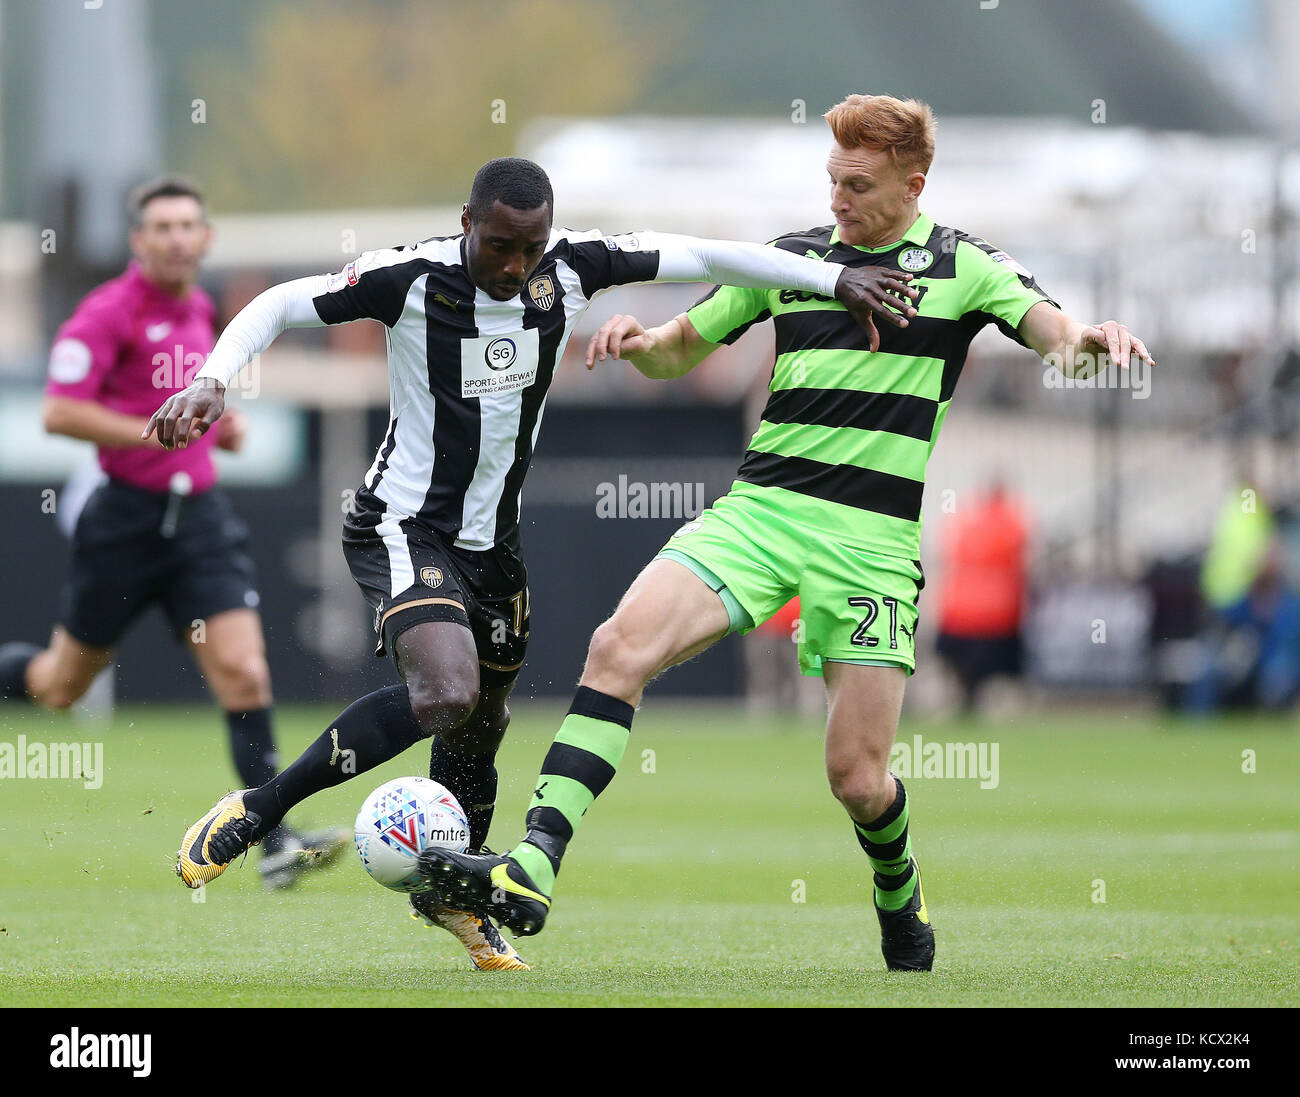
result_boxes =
[342,487,530,689]
[62,478,261,648]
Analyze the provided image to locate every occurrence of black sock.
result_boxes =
[226,707,297,854]
[429,736,498,851]
[244,686,427,834]
[852,775,918,911]
[226,707,279,787]
[0,643,40,702]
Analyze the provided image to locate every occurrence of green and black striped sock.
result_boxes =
[853,774,917,912]
[509,686,633,896]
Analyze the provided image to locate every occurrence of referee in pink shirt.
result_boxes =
[0,177,345,888]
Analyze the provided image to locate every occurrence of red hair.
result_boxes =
[824,94,936,176]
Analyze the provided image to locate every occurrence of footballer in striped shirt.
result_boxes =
[146,156,918,972]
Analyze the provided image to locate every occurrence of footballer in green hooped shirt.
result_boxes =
[414,93,1155,972]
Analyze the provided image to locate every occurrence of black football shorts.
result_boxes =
[342,487,530,689]
[63,479,261,648]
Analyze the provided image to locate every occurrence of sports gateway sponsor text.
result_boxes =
[0,736,103,789]
[889,734,998,789]
[50,1029,151,1077]
[460,330,540,397]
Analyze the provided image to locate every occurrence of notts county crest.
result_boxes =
[528,274,555,311]
[420,566,443,588]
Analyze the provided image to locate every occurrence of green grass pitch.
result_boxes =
[0,702,1295,1007]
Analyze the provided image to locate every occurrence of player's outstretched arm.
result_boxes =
[142,276,327,450]
[585,312,717,380]
[648,234,918,351]
[1019,301,1156,378]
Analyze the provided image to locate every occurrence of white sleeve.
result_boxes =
[195,276,329,388]
[642,232,843,297]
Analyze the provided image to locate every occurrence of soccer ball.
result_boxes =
[353,776,470,892]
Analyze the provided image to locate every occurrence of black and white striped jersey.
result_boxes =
[312,229,660,549]
[197,227,844,551]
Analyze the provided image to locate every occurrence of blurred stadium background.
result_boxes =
[3,0,1299,1016]
[2,0,1298,718]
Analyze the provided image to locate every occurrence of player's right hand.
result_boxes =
[585,314,652,369]
[834,267,920,353]
[141,377,227,450]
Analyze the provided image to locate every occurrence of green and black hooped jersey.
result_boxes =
[687,212,1058,559]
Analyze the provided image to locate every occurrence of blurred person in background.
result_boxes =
[54,455,116,723]
[1188,483,1300,712]
[1200,476,1274,614]
[0,176,347,889]
[1141,553,1206,711]
[933,479,1030,714]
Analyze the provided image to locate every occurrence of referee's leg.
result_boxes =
[6,627,113,709]
[187,607,272,712]
[187,607,296,851]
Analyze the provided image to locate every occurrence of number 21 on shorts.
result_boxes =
[848,595,903,650]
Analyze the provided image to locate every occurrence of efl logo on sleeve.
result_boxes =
[988,251,1032,278]
[326,260,361,292]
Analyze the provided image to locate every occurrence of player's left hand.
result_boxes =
[141,377,226,450]
[1078,320,1156,371]
[834,267,920,353]
[215,406,247,452]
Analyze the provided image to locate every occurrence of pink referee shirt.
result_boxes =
[45,262,219,495]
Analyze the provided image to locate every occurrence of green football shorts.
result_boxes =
[656,483,922,676]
